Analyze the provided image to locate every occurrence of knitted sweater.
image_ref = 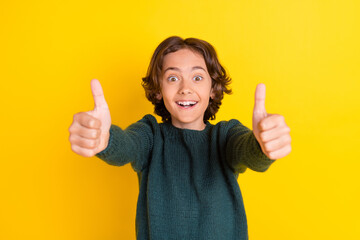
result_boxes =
[96,114,275,240]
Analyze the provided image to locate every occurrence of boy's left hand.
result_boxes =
[252,83,291,160]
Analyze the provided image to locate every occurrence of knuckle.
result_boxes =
[285,126,290,133]
[89,140,97,148]
[90,150,96,157]
[84,139,92,148]
[68,134,75,143]
[268,151,276,160]
[84,139,98,149]
[77,138,86,148]
[86,129,97,139]
[73,112,81,121]
[84,150,95,157]
[68,123,77,133]
[287,145,292,153]
[81,114,91,125]
[88,120,95,128]
[260,132,266,141]
[81,139,91,148]
[94,140,100,149]
[75,112,88,125]
[71,145,77,153]
[92,129,100,139]
[264,143,272,152]
[94,118,101,128]
[89,130,96,139]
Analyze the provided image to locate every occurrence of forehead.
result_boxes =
[162,48,206,69]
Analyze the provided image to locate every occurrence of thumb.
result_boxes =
[253,83,267,119]
[91,79,109,110]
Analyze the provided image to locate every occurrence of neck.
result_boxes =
[170,119,206,131]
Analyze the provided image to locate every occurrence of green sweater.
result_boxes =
[96,114,274,240]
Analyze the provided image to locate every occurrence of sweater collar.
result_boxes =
[160,121,213,142]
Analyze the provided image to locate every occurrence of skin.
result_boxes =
[69,51,291,160]
[68,79,111,157]
[157,48,215,130]
[252,83,292,160]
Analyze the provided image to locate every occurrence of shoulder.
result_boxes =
[212,118,243,133]
[138,114,159,125]
[213,119,240,128]
[128,114,159,127]
[124,114,160,135]
[212,119,250,139]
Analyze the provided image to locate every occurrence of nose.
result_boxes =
[178,79,193,95]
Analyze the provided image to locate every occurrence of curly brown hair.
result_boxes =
[142,36,232,123]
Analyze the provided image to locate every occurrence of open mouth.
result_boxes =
[176,101,198,109]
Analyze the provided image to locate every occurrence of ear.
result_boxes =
[156,92,162,101]
[210,88,215,100]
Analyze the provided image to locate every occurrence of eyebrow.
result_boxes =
[163,66,206,74]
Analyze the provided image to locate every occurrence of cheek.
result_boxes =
[162,84,177,97]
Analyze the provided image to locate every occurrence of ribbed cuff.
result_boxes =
[95,125,117,159]
[248,131,275,171]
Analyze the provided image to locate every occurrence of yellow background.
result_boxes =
[1,0,359,239]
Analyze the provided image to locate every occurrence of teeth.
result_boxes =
[177,101,197,106]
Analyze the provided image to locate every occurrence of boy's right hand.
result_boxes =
[68,79,112,157]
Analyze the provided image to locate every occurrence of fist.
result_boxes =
[68,79,112,157]
[252,84,292,160]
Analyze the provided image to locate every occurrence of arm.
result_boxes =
[224,83,291,174]
[96,115,155,172]
[226,123,275,174]
[69,80,154,172]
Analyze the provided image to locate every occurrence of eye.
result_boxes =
[193,75,203,81]
[167,76,179,82]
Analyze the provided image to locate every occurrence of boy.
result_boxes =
[69,36,291,239]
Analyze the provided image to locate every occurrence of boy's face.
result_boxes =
[158,48,214,130]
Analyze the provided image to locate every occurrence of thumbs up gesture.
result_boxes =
[68,79,112,157]
[252,84,291,160]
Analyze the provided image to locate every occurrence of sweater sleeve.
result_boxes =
[225,120,275,174]
[95,115,155,173]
